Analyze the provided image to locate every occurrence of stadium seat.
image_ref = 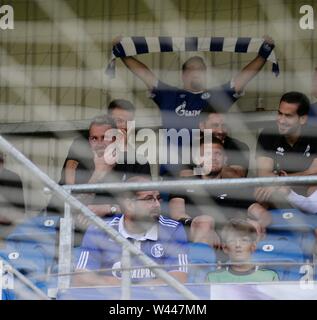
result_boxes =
[186,242,216,283]
[253,237,305,281]
[1,215,60,297]
[267,209,317,260]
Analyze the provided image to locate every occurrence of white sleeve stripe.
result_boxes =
[82,251,89,269]
[76,251,89,270]
[178,254,188,273]
[76,252,84,269]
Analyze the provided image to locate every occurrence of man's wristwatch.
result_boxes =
[110,205,118,214]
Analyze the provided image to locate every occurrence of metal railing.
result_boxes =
[0,135,198,300]
[63,175,317,193]
[1,133,317,299]
[0,258,49,300]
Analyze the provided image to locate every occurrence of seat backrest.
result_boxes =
[1,216,60,295]
[253,238,304,280]
[268,209,317,231]
[186,242,217,283]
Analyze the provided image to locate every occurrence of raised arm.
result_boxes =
[121,56,158,90]
[233,36,275,93]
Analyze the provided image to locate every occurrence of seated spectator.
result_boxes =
[47,115,150,245]
[59,99,137,185]
[169,137,271,249]
[198,105,250,178]
[72,176,188,286]
[252,91,317,214]
[49,114,150,213]
[0,151,25,244]
[207,219,279,283]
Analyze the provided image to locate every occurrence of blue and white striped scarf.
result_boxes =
[106,36,279,78]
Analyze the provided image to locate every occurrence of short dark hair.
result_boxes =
[279,91,310,116]
[199,133,224,147]
[120,176,154,208]
[221,218,257,244]
[199,104,219,123]
[107,99,136,114]
[182,56,207,72]
[88,114,116,132]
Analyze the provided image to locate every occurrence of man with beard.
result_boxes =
[169,138,270,249]
[73,176,188,286]
[254,91,317,207]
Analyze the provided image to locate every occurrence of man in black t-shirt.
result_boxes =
[198,105,250,178]
[255,91,317,206]
[49,114,150,214]
[169,138,270,248]
[59,99,138,185]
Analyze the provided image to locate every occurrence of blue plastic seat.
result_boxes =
[269,208,317,230]
[186,242,217,283]
[267,209,317,260]
[253,237,305,280]
[1,215,60,296]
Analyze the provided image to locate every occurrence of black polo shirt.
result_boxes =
[223,136,250,173]
[256,125,317,174]
[256,125,317,195]
[169,176,254,228]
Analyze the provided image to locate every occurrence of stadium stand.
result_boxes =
[266,209,317,260]
[0,215,60,298]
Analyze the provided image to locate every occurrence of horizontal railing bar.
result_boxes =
[62,176,317,193]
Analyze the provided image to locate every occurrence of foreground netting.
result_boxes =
[0,134,317,300]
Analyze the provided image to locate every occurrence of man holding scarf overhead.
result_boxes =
[113,35,275,132]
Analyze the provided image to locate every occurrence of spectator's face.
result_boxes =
[199,143,225,175]
[109,108,134,133]
[224,232,256,263]
[277,101,307,136]
[129,190,161,222]
[182,59,206,91]
[89,124,113,157]
[200,113,228,143]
